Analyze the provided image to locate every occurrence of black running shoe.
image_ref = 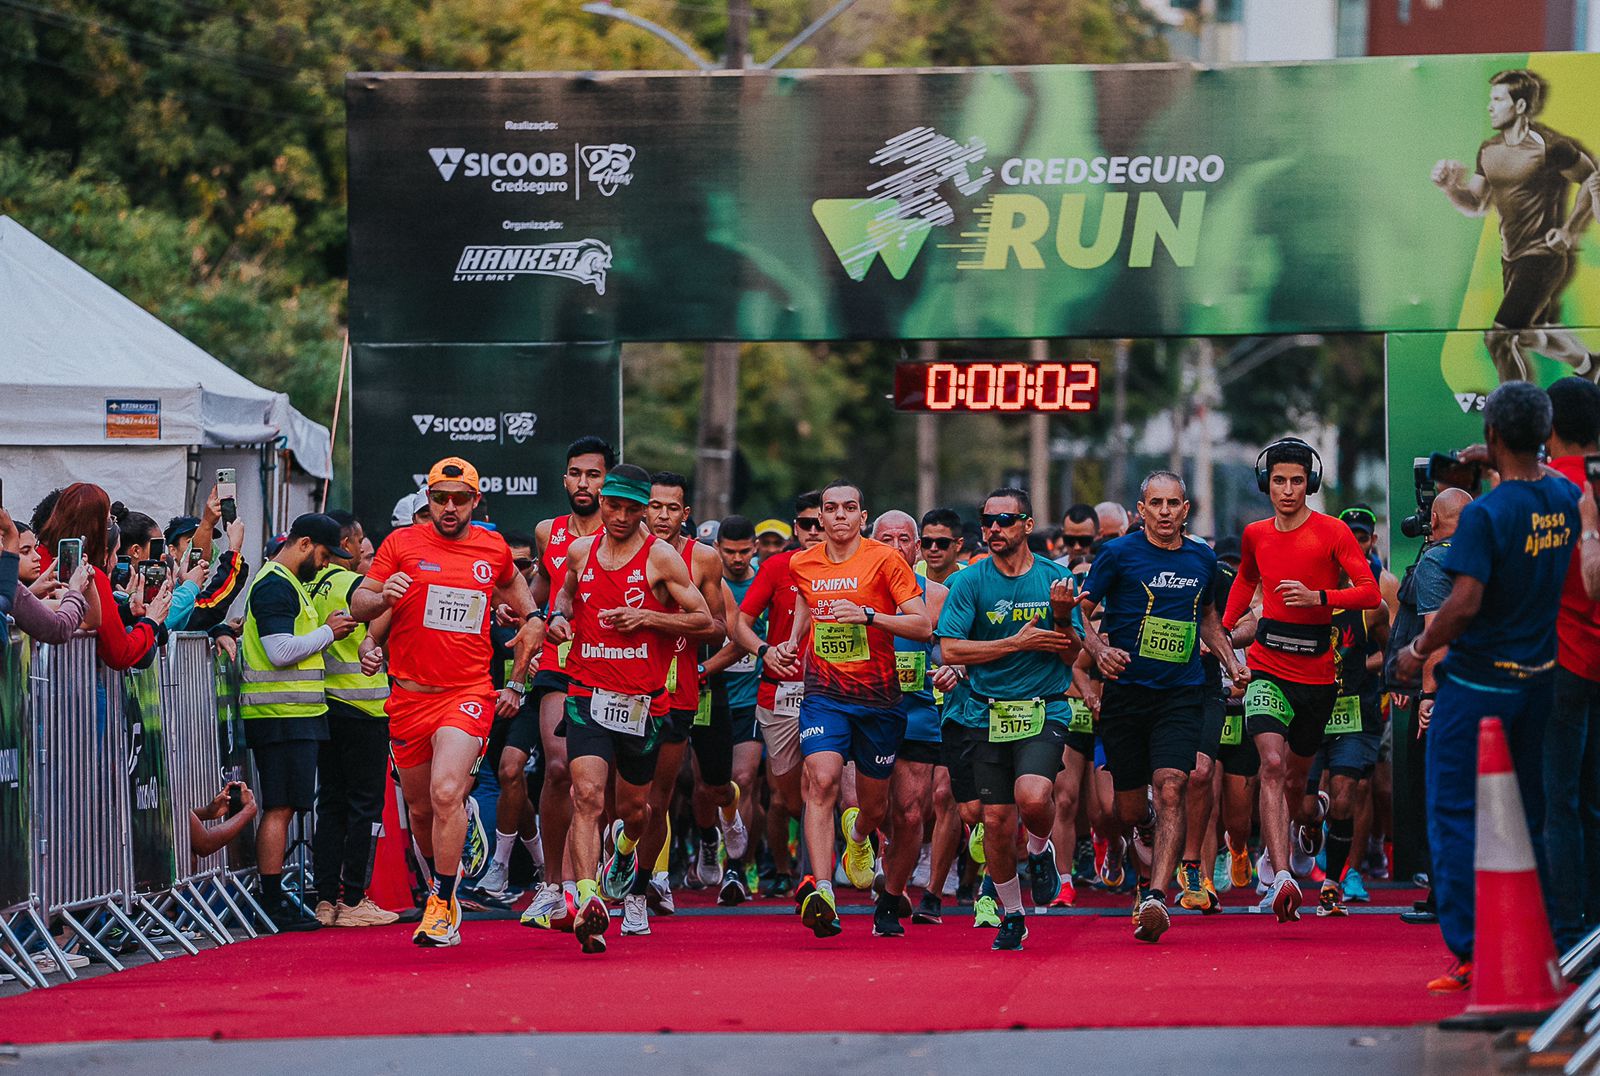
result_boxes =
[912,892,943,925]
[718,867,749,907]
[760,871,793,900]
[872,891,905,938]
[992,912,1028,951]
[1027,841,1060,908]
[1073,838,1096,882]
[265,897,322,933]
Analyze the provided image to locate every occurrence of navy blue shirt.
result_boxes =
[1443,474,1578,687]
[1082,533,1217,690]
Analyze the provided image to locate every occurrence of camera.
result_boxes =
[1400,458,1435,540]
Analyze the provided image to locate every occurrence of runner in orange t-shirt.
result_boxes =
[351,457,541,948]
[771,480,930,938]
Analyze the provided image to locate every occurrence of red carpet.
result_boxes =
[1,907,1462,1042]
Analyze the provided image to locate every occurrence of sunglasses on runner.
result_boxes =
[513,557,535,570]
[919,536,956,550]
[430,490,474,507]
[1062,535,1094,548]
[794,518,824,531]
[980,512,1030,529]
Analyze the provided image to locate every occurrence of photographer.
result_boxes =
[1395,382,1578,995]
[1544,376,1600,951]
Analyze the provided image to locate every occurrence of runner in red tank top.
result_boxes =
[513,435,613,933]
[639,472,729,920]
[545,464,711,954]
[1220,438,1380,924]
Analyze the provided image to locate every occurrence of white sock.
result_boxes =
[817,878,835,898]
[494,830,517,869]
[995,875,1024,915]
[1025,832,1050,856]
[562,880,579,899]
[520,833,543,867]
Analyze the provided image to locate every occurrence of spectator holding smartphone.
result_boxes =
[38,483,163,669]
[186,489,251,633]
[0,509,91,644]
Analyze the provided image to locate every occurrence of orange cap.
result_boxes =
[427,457,480,492]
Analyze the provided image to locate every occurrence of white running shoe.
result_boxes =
[522,882,564,927]
[621,894,650,936]
[476,859,511,900]
[648,873,676,915]
[911,843,932,890]
[1255,850,1273,895]
[1290,843,1315,878]
[696,838,722,888]
[721,810,749,862]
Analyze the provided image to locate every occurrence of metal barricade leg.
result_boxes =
[1563,925,1600,981]
[100,900,165,963]
[133,895,200,956]
[171,883,230,946]
[228,874,278,935]
[1532,970,1600,1052]
[0,915,47,989]
[208,875,260,939]
[52,909,116,975]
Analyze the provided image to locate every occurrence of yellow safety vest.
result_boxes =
[310,565,390,718]
[240,560,326,720]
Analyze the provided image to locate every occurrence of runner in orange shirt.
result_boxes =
[351,457,541,948]
[771,480,931,937]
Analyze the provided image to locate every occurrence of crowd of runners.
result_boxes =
[347,433,1407,961]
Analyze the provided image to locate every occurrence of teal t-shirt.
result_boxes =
[723,572,762,712]
[935,554,1082,729]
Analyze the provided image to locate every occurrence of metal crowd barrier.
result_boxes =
[0,628,272,990]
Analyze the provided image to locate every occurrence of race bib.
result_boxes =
[813,621,869,663]
[667,656,678,694]
[1243,679,1294,728]
[988,698,1045,743]
[1326,695,1363,736]
[1220,712,1243,746]
[694,688,713,728]
[896,651,927,693]
[773,679,804,718]
[589,688,648,737]
[423,584,487,635]
[1138,615,1196,664]
[1067,698,1094,734]
[729,651,758,674]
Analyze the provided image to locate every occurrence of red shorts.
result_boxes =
[387,682,494,770]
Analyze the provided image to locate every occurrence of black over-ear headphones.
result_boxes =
[1255,437,1323,495]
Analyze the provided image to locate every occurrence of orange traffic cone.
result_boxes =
[1448,717,1569,1027]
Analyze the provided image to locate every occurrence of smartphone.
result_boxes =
[226,782,243,818]
[217,469,237,525]
[112,555,132,589]
[148,537,166,561]
[140,559,167,604]
[1586,455,1600,497]
[188,547,205,570]
[56,538,82,582]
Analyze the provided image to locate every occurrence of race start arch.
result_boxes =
[347,51,1600,534]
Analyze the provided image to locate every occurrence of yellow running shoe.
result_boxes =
[412,893,461,948]
[967,823,986,866]
[1229,845,1253,891]
[839,807,876,890]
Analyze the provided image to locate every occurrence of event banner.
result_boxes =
[347,52,1600,344]
[1385,327,1600,572]
[123,664,176,895]
[352,342,621,536]
[0,632,30,910]
[213,651,256,868]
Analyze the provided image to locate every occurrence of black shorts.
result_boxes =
[253,739,319,811]
[530,669,569,702]
[1199,697,1260,778]
[1497,252,1574,329]
[898,737,941,765]
[503,698,542,755]
[1244,671,1337,760]
[940,721,980,804]
[661,682,735,787]
[564,695,662,787]
[731,705,759,745]
[1098,682,1205,793]
[1064,730,1095,759]
[970,721,1068,806]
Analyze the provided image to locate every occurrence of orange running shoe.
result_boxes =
[1427,959,1471,993]
[412,893,461,948]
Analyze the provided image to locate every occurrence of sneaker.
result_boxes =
[1255,850,1273,895]
[314,899,337,927]
[718,867,750,906]
[522,882,564,929]
[620,894,650,936]
[761,872,793,900]
[1343,870,1370,903]
[992,912,1028,951]
[793,874,818,915]
[648,875,676,915]
[574,895,610,954]
[549,889,578,932]
[1178,862,1217,913]
[1317,880,1349,918]
[1134,895,1170,943]
[910,843,932,890]
[912,892,943,924]
[800,886,842,938]
[266,896,322,932]
[1050,878,1076,908]
[839,807,876,889]
[334,898,399,927]
[872,892,906,937]
[1426,958,1472,993]
[967,823,987,866]
[1270,873,1302,923]
[973,893,1002,929]
[1027,841,1060,909]
[1213,852,1233,894]
[461,798,490,882]
[1100,836,1128,890]
[1290,843,1315,878]
[0,951,91,980]
[695,837,723,889]
[1201,876,1222,914]
[412,893,461,947]
[720,792,749,861]
[1230,846,1254,891]
[1073,838,1096,883]
[600,844,638,901]
[1294,791,1328,858]
[475,859,511,900]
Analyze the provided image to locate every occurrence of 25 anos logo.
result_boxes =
[502,411,537,444]
[580,144,635,196]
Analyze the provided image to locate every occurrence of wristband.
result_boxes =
[1419,691,1436,701]
[506,680,526,694]
[1407,637,1428,661]
[757,643,771,663]
[548,610,568,621]
[1318,590,1328,606]
[528,609,547,621]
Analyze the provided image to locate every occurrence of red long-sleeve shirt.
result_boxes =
[1223,512,1380,685]
[90,568,158,670]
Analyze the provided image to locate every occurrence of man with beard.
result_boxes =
[520,437,614,930]
[239,512,358,931]
[351,458,541,948]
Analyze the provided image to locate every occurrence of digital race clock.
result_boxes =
[892,361,1102,413]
